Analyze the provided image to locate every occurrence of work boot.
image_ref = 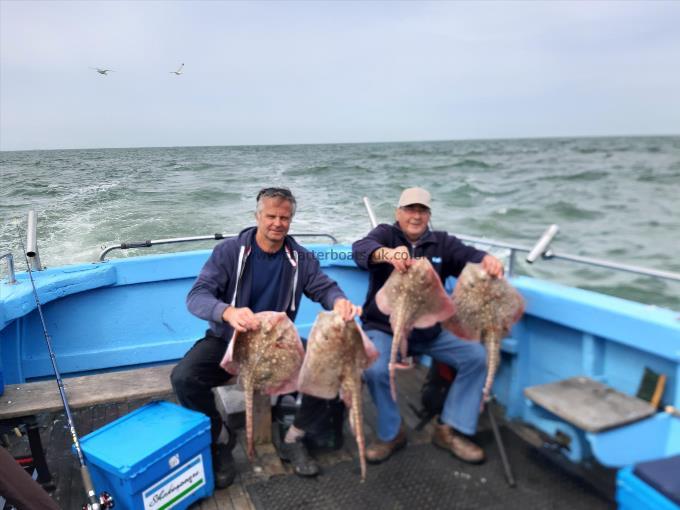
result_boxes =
[278,439,320,477]
[212,443,237,489]
[432,423,485,464]
[366,425,407,464]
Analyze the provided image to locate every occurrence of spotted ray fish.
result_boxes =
[376,258,456,401]
[298,311,378,481]
[442,263,525,399]
[220,311,305,459]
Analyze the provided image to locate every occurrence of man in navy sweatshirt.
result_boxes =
[171,187,360,488]
[352,187,504,466]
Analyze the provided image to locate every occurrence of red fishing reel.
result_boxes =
[82,492,114,510]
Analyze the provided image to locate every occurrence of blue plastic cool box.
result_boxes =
[78,401,214,510]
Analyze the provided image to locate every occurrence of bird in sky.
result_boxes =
[91,67,114,76]
[170,63,184,76]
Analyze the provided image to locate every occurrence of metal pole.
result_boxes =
[98,232,338,260]
[487,397,516,487]
[26,210,43,270]
[526,224,559,263]
[507,248,515,278]
[546,252,680,282]
[0,252,16,284]
[362,197,378,229]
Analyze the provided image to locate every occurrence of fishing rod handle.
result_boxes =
[81,465,98,501]
[80,466,115,509]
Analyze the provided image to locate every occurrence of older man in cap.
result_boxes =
[352,187,504,465]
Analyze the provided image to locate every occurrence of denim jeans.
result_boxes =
[364,328,487,441]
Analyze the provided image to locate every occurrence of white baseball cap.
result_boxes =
[398,187,431,208]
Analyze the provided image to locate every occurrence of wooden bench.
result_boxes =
[0,363,280,486]
[0,364,177,487]
[0,364,176,420]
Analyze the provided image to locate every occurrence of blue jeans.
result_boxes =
[364,328,487,441]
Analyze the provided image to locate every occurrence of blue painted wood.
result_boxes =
[588,413,680,467]
[515,276,680,362]
[0,265,117,327]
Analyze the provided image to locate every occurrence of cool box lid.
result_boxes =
[79,401,210,478]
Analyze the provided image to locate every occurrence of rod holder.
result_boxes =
[526,224,559,263]
[363,197,378,228]
[507,249,516,278]
[26,210,43,270]
[0,252,17,284]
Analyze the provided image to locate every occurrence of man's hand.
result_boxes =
[223,306,259,332]
[481,254,504,278]
[373,246,413,273]
[333,298,362,321]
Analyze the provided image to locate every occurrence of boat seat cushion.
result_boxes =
[523,377,655,432]
[633,454,680,506]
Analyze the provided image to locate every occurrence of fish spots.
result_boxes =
[298,312,378,480]
[443,263,524,399]
[219,312,305,459]
[375,258,456,401]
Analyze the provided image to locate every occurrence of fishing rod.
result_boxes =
[18,235,114,510]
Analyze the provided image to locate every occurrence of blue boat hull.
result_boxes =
[1,245,679,471]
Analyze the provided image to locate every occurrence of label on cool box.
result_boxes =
[142,453,206,510]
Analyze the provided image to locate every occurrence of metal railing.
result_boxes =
[362,197,680,283]
[9,202,680,284]
[99,232,339,260]
[454,232,680,282]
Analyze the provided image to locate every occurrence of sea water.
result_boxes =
[1,136,679,310]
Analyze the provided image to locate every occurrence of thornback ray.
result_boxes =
[442,263,524,399]
[375,258,455,401]
[220,311,305,459]
[298,311,378,480]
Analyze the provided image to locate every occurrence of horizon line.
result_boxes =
[1,132,679,153]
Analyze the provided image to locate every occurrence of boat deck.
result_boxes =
[3,366,615,509]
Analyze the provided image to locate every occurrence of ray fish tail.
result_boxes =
[345,373,367,481]
[243,376,255,460]
[482,330,501,399]
[388,301,408,402]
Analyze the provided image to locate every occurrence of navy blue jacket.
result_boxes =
[187,227,346,340]
[352,223,486,342]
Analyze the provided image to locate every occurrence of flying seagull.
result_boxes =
[170,63,184,76]
[91,67,114,76]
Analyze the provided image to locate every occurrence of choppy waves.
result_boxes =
[1,136,679,310]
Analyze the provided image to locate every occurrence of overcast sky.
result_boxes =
[1,0,679,151]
